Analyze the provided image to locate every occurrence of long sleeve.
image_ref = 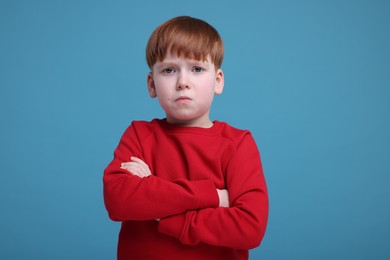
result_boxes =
[157,133,269,250]
[103,123,219,221]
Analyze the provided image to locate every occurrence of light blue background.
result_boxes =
[1,0,389,259]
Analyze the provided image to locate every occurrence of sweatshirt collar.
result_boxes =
[155,118,224,135]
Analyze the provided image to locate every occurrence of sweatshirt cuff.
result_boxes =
[192,180,219,209]
[158,213,187,240]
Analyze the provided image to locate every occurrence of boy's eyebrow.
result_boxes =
[153,62,176,70]
[189,59,210,65]
[157,61,176,66]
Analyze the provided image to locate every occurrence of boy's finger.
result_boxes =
[121,161,132,167]
[131,157,149,168]
[131,157,151,174]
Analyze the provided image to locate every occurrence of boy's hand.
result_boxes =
[217,189,230,208]
[121,157,151,178]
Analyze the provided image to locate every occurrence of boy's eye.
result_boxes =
[193,67,203,73]
[163,68,175,74]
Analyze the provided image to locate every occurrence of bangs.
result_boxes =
[146,16,224,69]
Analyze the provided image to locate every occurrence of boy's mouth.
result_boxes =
[175,96,192,102]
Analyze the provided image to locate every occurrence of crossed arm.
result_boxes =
[118,150,267,249]
[120,156,230,208]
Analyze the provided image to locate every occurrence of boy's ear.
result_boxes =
[147,72,157,98]
[214,69,224,95]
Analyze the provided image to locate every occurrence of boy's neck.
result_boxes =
[165,118,214,128]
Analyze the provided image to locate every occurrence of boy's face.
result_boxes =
[147,53,224,127]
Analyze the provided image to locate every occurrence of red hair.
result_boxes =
[146,16,224,69]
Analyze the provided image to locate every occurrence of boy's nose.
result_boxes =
[176,72,190,90]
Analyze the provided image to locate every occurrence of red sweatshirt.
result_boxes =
[104,119,268,260]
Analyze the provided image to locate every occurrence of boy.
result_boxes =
[104,16,268,260]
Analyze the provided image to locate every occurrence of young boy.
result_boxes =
[104,16,268,260]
